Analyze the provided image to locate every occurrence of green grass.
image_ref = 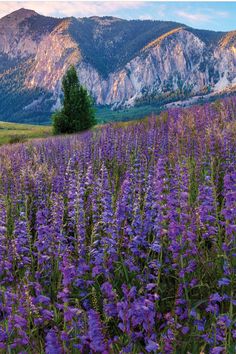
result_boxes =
[96,105,162,123]
[0,107,155,146]
[0,106,158,146]
[0,92,223,145]
[0,121,52,145]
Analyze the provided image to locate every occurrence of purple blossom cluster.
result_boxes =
[0,97,236,353]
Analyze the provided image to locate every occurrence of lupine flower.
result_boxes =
[87,310,108,352]
[45,329,63,354]
[0,96,235,352]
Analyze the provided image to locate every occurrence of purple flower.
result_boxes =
[218,278,230,287]
[0,95,236,352]
[33,295,51,305]
[181,326,189,335]
[45,329,63,354]
[210,293,222,303]
[211,347,225,354]
[146,339,159,352]
[88,310,107,352]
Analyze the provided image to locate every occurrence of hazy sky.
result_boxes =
[0,1,236,32]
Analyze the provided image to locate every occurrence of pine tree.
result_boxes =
[52,66,96,134]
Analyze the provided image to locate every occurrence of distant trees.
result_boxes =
[52,66,96,134]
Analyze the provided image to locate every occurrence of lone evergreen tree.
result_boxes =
[52,66,96,134]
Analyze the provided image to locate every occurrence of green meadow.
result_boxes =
[0,121,52,145]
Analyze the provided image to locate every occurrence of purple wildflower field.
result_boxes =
[0,98,236,353]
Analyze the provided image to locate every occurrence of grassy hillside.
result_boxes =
[0,121,52,145]
[0,92,234,146]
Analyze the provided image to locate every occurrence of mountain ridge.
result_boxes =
[0,8,235,123]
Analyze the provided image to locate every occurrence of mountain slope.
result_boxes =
[0,8,236,122]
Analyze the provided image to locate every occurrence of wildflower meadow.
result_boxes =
[0,98,236,353]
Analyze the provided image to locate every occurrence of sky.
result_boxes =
[0,1,236,32]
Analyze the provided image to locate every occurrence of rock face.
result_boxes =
[25,19,81,91]
[0,8,236,122]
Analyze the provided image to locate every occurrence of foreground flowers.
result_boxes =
[0,97,235,353]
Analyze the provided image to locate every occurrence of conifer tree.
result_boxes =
[52,66,96,134]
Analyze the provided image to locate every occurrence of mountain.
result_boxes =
[0,8,236,123]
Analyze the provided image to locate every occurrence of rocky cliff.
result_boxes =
[0,8,235,122]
